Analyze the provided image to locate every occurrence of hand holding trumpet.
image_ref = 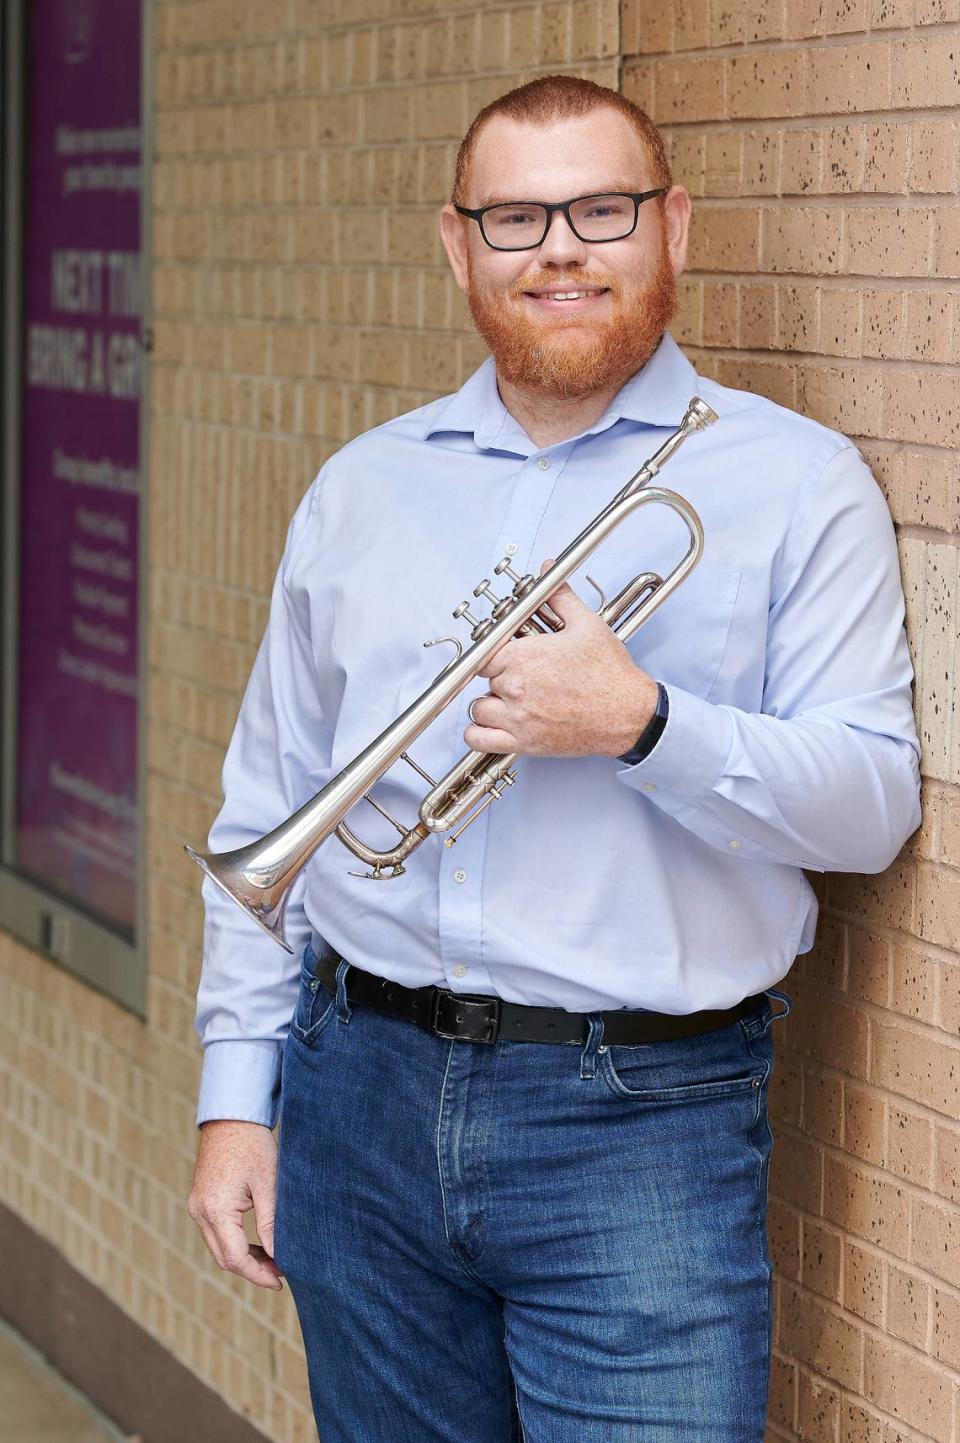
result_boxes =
[464,559,660,759]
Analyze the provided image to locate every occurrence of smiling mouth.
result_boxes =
[524,287,610,302]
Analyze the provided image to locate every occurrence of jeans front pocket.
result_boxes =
[289,949,337,1046]
[597,1016,767,1103]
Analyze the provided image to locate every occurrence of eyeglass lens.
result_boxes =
[482,194,636,248]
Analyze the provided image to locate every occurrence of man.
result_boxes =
[188,75,921,1442]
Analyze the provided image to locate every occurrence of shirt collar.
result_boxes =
[419,331,700,452]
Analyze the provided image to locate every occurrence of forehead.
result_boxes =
[468,109,652,206]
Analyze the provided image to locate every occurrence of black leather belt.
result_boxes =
[312,951,767,1047]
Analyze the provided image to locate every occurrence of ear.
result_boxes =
[439,204,470,293]
[661,185,692,277]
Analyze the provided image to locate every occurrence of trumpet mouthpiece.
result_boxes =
[684,397,719,431]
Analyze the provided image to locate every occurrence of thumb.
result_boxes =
[538,556,587,621]
[250,1175,276,1258]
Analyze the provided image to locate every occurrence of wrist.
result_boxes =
[608,672,659,757]
[616,679,668,764]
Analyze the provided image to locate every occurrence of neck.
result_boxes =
[496,372,623,450]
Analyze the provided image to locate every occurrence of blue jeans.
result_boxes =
[275,944,792,1442]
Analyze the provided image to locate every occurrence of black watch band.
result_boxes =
[617,682,668,765]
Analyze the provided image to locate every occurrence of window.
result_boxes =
[1,0,152,1015]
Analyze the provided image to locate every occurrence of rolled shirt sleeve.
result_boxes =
[193,474,328,1129]
[616,445,922,874]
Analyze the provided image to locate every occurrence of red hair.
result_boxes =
[451,74,672,206]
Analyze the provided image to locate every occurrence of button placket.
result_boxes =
[437,446,569,996]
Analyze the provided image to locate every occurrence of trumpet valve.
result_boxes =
[494,556,532,591]
[453,600,494,639]
[473,578,514,620]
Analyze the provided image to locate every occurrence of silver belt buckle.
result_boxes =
[431,989,501,1043]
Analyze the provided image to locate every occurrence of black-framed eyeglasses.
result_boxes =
[454,188,669,251]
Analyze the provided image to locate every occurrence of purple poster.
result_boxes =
[16,0,142,934]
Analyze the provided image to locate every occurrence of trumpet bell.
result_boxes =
[184,844,295,953]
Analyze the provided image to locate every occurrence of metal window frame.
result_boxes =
[0,0,153,1018]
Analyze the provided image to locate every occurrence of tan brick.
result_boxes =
[870,0,913,25]
[777,282,820,352]
[861,123,910,194]
[823,0,869,29]
[820,287,862,357]
[728,49,808,119]
[650,55,727,124]
[910,120,957,194]
[824,1153,909,1250]
[912,1195,960,1287]
[883,370,960,450]
[768,1353,797,1429]
[769,1196,802,1278]
[822,123,863,194]
[891,35,960,109]
[667,129,705,195]
[688,205,760,270]
[741,129,780,194]
[863,1330,954,1438]
[787,987,871,1079]
[844,1081,887,1167]
[888,1263,930,1350]
[931,1285,960,1369]
[799,1370,842,1441]
[808,43,892,115]
[844,1239,886,1325]
[780,1279,865,1390]
[770,1130,823,1212]
[803,1216,844,1301]
[888,1102,935,1188]
[781,127,822,196]
[805,1066,845,1146]
[739,281,776,347]
[846,206,931,278]
[803,913,846,990]
[704,131,742,197]
[872,1017,960,1117]
[701,280,739,346]
[932,210,960,278]
[890,939,938,1023]
[762,208,843,275]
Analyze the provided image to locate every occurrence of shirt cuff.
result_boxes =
[614,682,734,803]
[196,1039,283,1130]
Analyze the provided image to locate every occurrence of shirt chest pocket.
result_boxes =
[582,547,742,702]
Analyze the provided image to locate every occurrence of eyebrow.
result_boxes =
[474,183,648,207]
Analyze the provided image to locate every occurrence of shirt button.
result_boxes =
[536,457,550,470]
[453,868,467,882]
[728,840,741,850]
[453,964,467,978]
[504,542,518,556]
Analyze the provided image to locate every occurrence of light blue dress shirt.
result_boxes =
[194,331,921,1128]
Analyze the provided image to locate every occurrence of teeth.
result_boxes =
[535,290,602,300]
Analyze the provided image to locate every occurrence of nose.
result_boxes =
[536,207,589,267]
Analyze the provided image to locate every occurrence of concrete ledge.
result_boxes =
[0,1199,271,1443]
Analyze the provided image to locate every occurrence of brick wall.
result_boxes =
[0,2,956,1440]
[621,6,960,1439]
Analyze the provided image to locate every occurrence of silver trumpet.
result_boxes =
[185,397,718,951]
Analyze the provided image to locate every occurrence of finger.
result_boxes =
[209,1214,282,1290]
[469,694,511,727]
[249,1171,277,1260]
[464,723,521,754]
[475,641,514,680]
[193,1214,227,1271]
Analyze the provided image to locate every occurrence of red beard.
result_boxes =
[465,242,678,401]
